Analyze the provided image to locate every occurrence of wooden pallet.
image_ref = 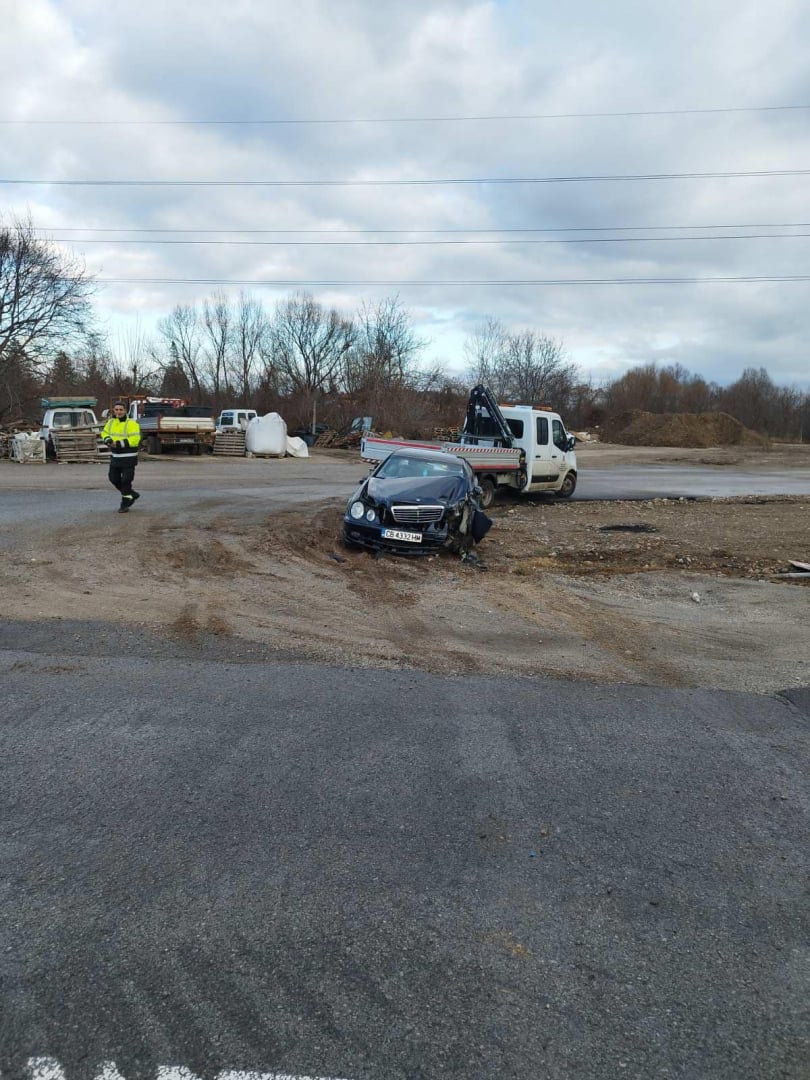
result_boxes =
[313,431,337,448]
[214,431,247,456]
[52,430,104,463]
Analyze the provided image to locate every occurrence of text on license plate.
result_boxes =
[382,528,422,543]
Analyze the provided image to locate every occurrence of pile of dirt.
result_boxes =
[601,410,768,449]
[163,539,250,575]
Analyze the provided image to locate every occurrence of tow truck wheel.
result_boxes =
[478,477,496,509]
[556,471,577,499]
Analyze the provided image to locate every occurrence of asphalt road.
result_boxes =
[2,457,810,534]
[1,624,808,1080]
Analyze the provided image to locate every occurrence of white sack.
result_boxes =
[11,434,46,463]
[285,436,309,458]
[246,412,287,457]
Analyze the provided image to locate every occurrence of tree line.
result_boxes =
[1,213,808,440]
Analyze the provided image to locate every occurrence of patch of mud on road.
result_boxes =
[1,495,808,694]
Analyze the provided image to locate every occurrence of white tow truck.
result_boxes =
[361,385,578,507]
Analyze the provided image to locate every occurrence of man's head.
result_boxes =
[112,402,127,418]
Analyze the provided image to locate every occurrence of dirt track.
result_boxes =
[1,451,807,692]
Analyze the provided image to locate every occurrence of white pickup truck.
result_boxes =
[361,385,578,506]
[38,400,103,459]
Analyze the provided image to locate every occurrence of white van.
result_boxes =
[216,408,257,433]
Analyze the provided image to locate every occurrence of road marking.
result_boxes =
[24,1059,351,1080]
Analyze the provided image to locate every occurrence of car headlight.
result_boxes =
[350,501,366,520]
[365,507,377,522]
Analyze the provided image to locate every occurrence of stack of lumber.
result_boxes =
[335,431,364,448]
[52,430,101,463]
[214,430,247,456]
[314,430,368,449]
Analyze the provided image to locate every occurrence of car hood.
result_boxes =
[365,473,468,506]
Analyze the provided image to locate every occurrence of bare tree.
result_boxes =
[497,332,577,404]
[202,290,232,398]
[157,304,204,397]
[343,295,425,395]
[0,343,39,423]
[463,317,507,391]
[109,316,159,396]
[463,320,578,405]
[269,292,355,424]
[229,291,266,403]
[0,213,96,378]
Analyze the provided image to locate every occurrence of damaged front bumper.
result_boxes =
[343,502,491,556]
[343,517,452,555]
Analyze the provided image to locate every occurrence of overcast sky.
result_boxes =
[2,0,810,387]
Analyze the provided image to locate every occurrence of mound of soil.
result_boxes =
[602,410,768,449]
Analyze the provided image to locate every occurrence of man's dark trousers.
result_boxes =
[109,462,136,497]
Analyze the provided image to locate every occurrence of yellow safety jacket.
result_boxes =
[100,416,141,464]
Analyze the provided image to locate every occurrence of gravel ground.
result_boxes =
[1,481,807,692]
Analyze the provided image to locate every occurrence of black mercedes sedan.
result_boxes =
[343,447,492,555]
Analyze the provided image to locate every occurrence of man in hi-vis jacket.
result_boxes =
[100,402,142,513]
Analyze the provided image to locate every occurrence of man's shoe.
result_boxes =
[131,491,140,502]
[118,504,130,513]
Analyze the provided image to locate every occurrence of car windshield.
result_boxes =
[377,455,465,480]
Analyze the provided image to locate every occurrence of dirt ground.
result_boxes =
[576,440,810,469]
[2,444,808,693]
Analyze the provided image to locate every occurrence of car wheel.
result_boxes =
[478,477,496,509]
[556,471,577,499]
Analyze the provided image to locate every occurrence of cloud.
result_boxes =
[2,0,809,388]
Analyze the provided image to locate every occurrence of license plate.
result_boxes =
[382,528,422,543]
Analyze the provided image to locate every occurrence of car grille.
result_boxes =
[390,504,445,524]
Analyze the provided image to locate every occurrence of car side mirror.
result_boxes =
[567,436,576,451]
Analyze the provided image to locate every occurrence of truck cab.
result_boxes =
[459,387,577,499]
[500,406,577,495]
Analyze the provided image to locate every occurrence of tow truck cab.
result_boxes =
[501,405,577,493]
[459,387,577,496]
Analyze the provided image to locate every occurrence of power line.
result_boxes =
[33,222,810,235]
[4,168,810,188]
[98,275,810,286]
[47,232,810,247]
[3,104,810,125]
